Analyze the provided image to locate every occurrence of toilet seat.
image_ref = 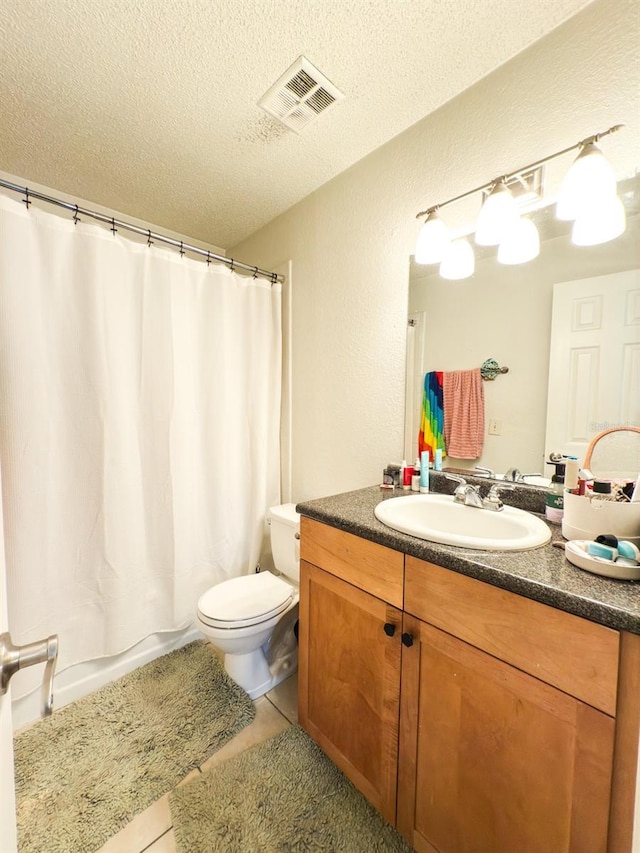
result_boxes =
[197,571,295,630]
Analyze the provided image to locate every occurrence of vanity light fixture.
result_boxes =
[556,141,617,221]
[414,123,624,277]
[439,238,475,280]
[414,208,450,264]
[474,179,521,247]
[497,216,540,265]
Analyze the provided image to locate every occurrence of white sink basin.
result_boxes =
[374,493,551,551]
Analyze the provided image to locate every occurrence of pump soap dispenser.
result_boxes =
[545,455,566,522]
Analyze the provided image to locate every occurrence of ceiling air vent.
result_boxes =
[258,56,344,133]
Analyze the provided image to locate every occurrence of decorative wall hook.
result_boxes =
[481,358,509,380]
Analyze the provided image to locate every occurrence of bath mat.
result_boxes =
[14,640,255,853]
[169,724,412,852]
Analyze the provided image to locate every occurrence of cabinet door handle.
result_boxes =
[383,622,396,637]
[401,632,414,647]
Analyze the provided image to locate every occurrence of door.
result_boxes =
[298,561,402,824]
[405,311,427,462]
[545,269,640,462]
[397,616,615,853]
[0,476,18,852]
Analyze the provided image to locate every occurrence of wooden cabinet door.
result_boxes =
[398,615,615,853]
[298,560,402,824]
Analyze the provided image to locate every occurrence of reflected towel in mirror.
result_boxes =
[419,371,444,461]
[443,368,485,459]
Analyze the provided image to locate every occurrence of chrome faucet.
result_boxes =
[503,467,543,483]
[473,466,495,478]
[446,474,515,511]
[445,474,484,508]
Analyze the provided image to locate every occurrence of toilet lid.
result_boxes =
[197,571,294,629]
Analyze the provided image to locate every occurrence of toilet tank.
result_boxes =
[268,503,300,583]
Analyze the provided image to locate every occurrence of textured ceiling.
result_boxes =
[0,0,595,249]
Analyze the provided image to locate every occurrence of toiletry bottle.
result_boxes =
[420,451,430,493]
[403,463,414,490]
[399,460,407,490]
[411,457,421,491]
[434,448,443,472]
[545,458,566,522]
[565,457,580,494]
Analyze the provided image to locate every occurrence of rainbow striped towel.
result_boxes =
[419,371,445,462]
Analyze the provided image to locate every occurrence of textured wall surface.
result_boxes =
[0,0,593,248]
[231,0,640,503]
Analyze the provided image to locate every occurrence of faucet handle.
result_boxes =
[445,473,467,486]
[484,483,515,510]
[488,483,516,498]
[445,473,467,501]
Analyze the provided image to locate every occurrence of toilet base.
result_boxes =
[224,645,298,700]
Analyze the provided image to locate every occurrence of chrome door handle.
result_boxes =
[0,631,59,717]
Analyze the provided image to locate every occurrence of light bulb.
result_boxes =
[475,181,520,246]
[415,210,450,264]
[497,217,540,265]
[571,194,626,246]
[439,238,475,280]
[556,142,617,221]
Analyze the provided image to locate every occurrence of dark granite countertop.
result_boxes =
[296,477,640,635]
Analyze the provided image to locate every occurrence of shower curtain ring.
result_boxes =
[110,218,117,235]
[147,230,154,247]
[22,188,31,209]
[230,259,235,272]
[206,251,211,266]
[253,266,258,279]
[73,205,80,225]
[179,241,185,257]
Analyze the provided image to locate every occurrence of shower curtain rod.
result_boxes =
[0,178,284,284]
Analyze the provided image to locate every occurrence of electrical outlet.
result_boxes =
[488,418,502,436]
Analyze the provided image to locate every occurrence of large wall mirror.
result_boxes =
[406,172,640,485]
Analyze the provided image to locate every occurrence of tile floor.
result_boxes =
[98,669,299,853]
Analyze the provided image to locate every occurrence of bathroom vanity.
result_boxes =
[296,483,640,853]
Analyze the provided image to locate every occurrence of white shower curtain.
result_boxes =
[0,195,282,699]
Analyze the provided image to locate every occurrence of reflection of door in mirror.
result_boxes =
[545,269,640,465]
[404,312,426,462]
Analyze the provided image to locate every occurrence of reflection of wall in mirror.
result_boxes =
[407,189,640,478]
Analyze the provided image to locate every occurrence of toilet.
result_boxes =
[196,503,300,699]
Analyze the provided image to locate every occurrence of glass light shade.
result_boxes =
[556,143,617,221]
[439,238,475,280]
[415,210,450,264]
[571,194,626,246]
[475,181,520,246]
[497,217,540,265]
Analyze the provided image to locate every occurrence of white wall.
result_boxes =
[231,0,640,504]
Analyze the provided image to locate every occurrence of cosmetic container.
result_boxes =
[434,448,443,471]
[420,451,430,493]
[403,465,414,490]
[411,457,421,491]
